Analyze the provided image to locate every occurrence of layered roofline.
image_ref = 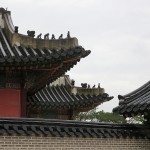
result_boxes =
[0,7,78,49]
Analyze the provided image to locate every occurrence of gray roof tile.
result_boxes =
[113,81,150,117]
[0,118,149,138]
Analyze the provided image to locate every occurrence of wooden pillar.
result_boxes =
[68,109,73,120]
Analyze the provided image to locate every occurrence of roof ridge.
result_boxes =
[124,81,150,98]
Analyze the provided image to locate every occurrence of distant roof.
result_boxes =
[0,118,149,138]
[28,85,113,112]
[113,81,150,117]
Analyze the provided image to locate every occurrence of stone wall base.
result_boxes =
[0,136,150,150]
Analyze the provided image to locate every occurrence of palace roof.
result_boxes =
[0,8,91,94]
[113,81,150,117]
[0,28,90,69]
[0,118,149,138]
[28,84,113,112]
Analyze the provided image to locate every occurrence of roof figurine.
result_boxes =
[37,33,42,38]
[92,84,96,88]
[27,30,35,37]
[59,34,63,39]
[67,31,71,39]
[44,33,49,39]
[15,26,18,33]
[71,79,75,86]
[0,7,8,13]
[81,83,87,88]
[51,34,55,39]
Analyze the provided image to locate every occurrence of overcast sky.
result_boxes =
[1,0,150,112]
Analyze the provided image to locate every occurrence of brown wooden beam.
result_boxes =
[27,58,80,95]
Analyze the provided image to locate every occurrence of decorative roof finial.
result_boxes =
[15,26,18,33]
[44,33,49,39]
[37,33,42,39]
[67,31,71,39]
[51,34,55,40]
[92,85,95,88]
[27,30,35,38]
[59,34,63,39]
[81,83,87,88]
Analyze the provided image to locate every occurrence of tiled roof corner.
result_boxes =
[113,81,150,117]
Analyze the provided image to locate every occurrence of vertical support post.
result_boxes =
[68,109,73,120]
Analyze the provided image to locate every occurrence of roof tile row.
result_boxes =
[28,85,113,110]
[0,118,149,138]
[0,29,90,68]
[113,81,150,117]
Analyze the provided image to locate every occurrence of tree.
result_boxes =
[126,115,145,124]
[76,108,126,123]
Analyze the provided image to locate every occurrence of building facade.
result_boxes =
[0,7,149,150]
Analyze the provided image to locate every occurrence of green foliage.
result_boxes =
[127,115,145,124]
[76,108,126,123]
